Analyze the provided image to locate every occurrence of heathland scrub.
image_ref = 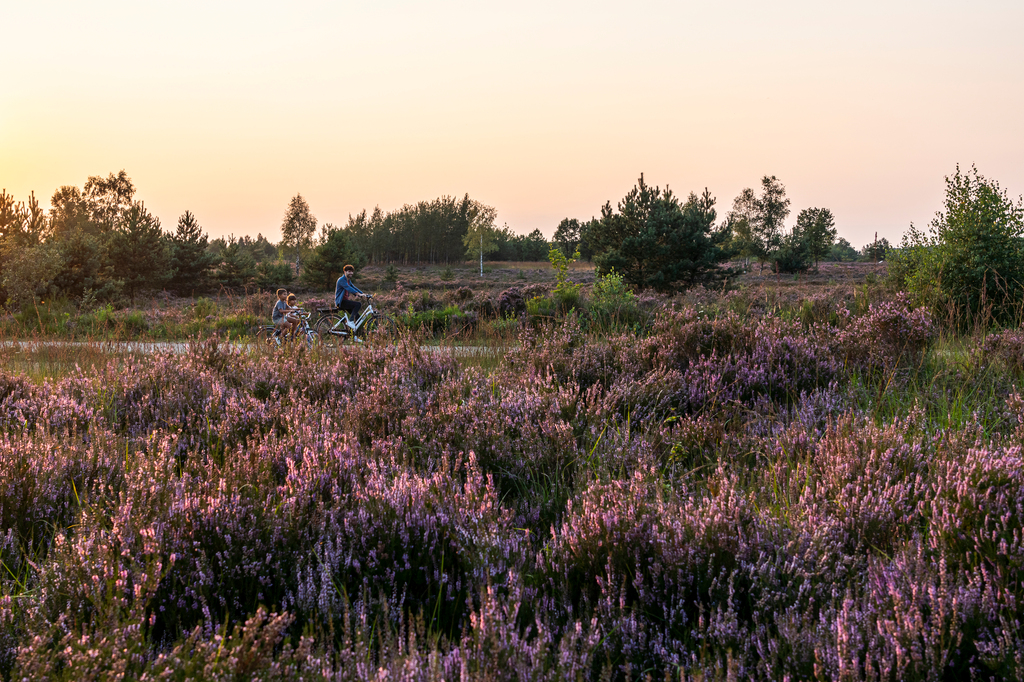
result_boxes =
[1,278,1024,679]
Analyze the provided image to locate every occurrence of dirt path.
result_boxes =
[2,339,498,356]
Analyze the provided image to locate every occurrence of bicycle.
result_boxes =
[315,295,399,346]
[254,310,320,349]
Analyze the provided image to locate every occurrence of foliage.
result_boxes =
[722,187,758,267]
[342,195,495,265]
[255,260,293,289]
[280,193,317,266]
[588,268,640,331]
[1,242,63,309]
[215,237,258,288]
[828,236,859,262]
[461,201,499,263]
[771,227,813,273]
[795,207,837,267]
[82,169,135,233]
[52,228,115,302]
[753,175,791,269]
[492,226,549,262]
[553,217,594,260]
[47,185,93,239]
[497,286,526,317]
[861,234,891,261]
[547,245,582,313]
[727,176,792,272]
[167,211,218,294]
[403,304,475,335]
[888,165,1024,324]
[107,202,170,299]
[589,175,730,292]
[300,224,363,290]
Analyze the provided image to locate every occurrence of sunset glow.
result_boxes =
[3,0,1022,247]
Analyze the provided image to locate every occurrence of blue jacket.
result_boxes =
[335,274,366,307]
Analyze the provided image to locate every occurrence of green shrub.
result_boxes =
[888,165,1024,326]
[78,303,118,334]
[215,314,255,339]
[526,295,555,318]
[548,245,582,314]
[588,269,641,332]
[121,311,149,336]
[191,297,217,320]
[403,305,464,335]
[771,230,812,273]
[553,286,582,314]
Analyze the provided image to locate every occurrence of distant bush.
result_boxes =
[254,260,293,289]
[888,165,1024,325]
[771,229,812,273]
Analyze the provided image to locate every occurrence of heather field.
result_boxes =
[2,286,1024,680]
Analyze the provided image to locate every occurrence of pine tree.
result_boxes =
[588,176,730,292]
[107,202,170,299]
[168,211,219,294]
[215,237,258,288]
[301,225,364,290]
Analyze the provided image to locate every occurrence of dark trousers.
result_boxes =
[338,299,361,319]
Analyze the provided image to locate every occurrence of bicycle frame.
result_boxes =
[321,302,377,337]
[349,303,377,333]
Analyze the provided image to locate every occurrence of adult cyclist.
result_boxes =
[335,264,368,330]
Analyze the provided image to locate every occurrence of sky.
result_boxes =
[2,0,1023,248]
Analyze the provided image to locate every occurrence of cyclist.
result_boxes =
[335,264,367,330]
[273,289,300,338]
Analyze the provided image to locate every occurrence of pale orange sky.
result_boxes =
[2,1,1023,249]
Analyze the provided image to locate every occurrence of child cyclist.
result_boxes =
[272,289,301,338]
[335,264,369,329]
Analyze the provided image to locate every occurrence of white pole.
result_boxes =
[479,234,483,277]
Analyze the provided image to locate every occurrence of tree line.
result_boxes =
[545,174,890,292]
[0,172,329,308]
[340,197,549,264]
[0,171,552,309]
[0,168,888,308]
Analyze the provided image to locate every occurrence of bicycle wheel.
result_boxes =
[360,314,399,342]
[315,314,349,347]
[305,329,320,349]
[254,326,282,348]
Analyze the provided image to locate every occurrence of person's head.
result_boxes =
[277,288,288,301]
[343,265,355,278]
[287,294,296,306]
